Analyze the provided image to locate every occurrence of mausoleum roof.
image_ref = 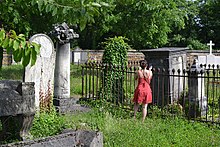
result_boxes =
[140,47,188,52]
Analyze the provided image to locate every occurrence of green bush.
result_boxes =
[100,36,130,104]
[187,38,208,50]
[163,103,184,116]
[30,108,66,138]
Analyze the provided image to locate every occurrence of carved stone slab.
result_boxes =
[25,34,55,110]
[0,80,35,116]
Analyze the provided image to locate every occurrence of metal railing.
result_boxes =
[81,62,220,124]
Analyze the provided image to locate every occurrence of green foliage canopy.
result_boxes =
[112,0,188,49]
[79,0,192,49]
[0,0,111,36]
[0,29,40,68]
[0,0,111,68]
[197,0,220,48]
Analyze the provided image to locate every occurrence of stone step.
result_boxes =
[53,97,91,114]
[53,97,80,106]
[2,130,103,147]
[56,104,91,114]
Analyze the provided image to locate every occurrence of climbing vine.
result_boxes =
[101,36,130,104]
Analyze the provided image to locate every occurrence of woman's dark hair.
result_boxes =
[140,60,148,69]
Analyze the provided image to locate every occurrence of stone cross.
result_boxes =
[52,22,79,99]
[52,22,79,113]
[207,40,215,55]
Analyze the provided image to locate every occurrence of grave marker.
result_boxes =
[142,47,188,105]
[52,22,79,113]
[198,40,220,68]
[25,34,55,110]
[207,40,215,55]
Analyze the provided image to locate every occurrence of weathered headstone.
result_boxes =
[1,130,103,147]
[25,34,55,110]
[0,80,35,141]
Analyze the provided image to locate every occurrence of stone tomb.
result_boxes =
[25,34,55,110]
[0,80,35,141]
[141,47,188,105]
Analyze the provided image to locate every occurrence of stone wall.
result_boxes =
[72,49,145,64]
[2,50,12,66]
[72,49,220,65]
[3,49,220,66]
[187,50,220,65]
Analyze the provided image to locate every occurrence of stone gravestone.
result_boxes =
[72,46,82,64]
[2,130,103,147]
[25,34,55,110]
[188,59,207,117]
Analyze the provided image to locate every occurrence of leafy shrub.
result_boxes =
[100,36,130,104]
[163,103,183,116]
[187,38,207,50]
[30,108,65,138]
[178,90,201,118]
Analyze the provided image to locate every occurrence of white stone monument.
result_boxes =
[198,40,220,68]
[73,46,82,64]
[25,34,55,110]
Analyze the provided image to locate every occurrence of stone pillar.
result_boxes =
[188,59,207,117]
[52,22,79,113]
[54,43,71,98]
[0,80,35,141]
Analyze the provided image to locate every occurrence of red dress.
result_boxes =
[133,70,152,104]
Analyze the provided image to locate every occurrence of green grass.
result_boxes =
[30,106,220,147]
[0,64,82,97]
[70,64,82,96]
[0,64,23,80]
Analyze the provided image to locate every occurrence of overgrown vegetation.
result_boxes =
[100,36,130,103]
[30,108,66,138]
[30,101,220,146]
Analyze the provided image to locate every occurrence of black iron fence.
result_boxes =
[81,61,220,124]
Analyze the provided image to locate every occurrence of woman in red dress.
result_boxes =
[133,60,153,122]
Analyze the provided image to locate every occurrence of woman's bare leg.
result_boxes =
[142,104,148,122]
[134,103,139,119]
